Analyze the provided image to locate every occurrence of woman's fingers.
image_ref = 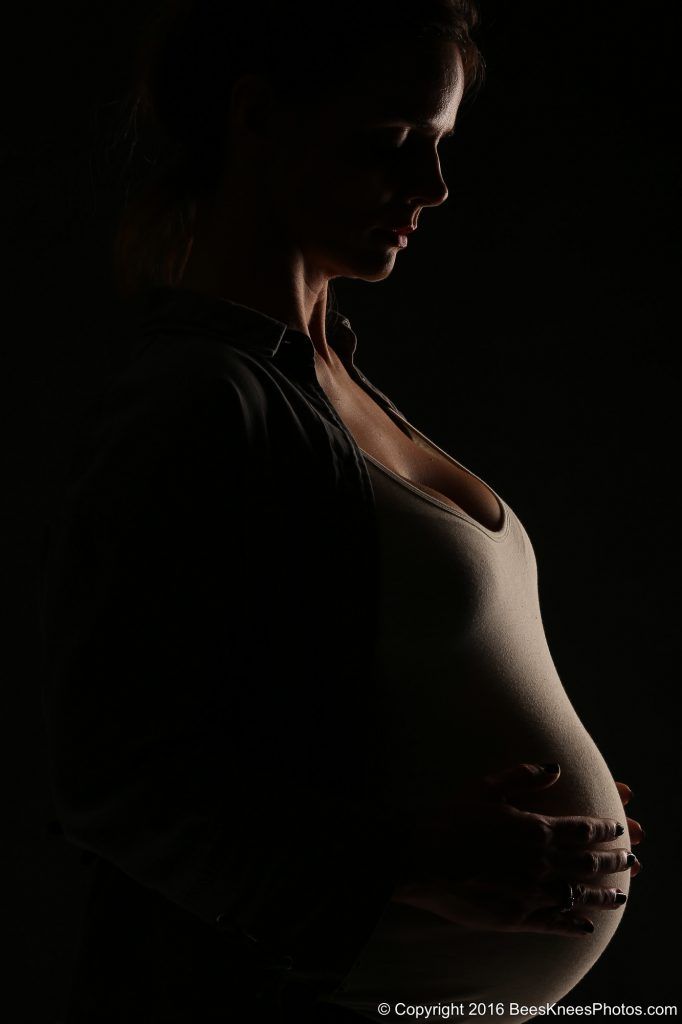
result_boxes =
[464,875,625,936]
[392,868,627,938]
[548,845,635,878]
[503,875,627,922]
[472,762,563,802]
[520,908,596,937]
[548,879,628,911]
[615,781,632,806]
[542,813,625,847]
[500,810,624,851]
[627,816,646,845]
[613,782,646,847]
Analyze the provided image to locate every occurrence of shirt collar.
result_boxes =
[132,285,360,369]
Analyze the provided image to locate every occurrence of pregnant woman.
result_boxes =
[39,2,644,1022]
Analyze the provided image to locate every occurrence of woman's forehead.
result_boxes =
[337,41,464,118]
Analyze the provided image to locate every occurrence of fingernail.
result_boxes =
[615,823,625,836]
[626,853,636,867]
[539,763,560,774]
[578,920,594,933]
[615,890,627,904]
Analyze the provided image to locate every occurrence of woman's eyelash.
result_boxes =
[369,128,456,154]
[383,130,408,147]
[374,129,454,147]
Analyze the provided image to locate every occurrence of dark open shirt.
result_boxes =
[38,285,417,1019]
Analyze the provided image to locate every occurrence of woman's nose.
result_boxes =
[402,152,449,210]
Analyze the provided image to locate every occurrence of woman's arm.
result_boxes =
[38,368,407,978]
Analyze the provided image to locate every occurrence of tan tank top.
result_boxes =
[321,432,628,1023]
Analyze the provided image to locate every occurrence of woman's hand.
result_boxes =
[614,780,644,877]
[390,762,640,937]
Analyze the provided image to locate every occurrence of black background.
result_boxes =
[3,1,679,1019]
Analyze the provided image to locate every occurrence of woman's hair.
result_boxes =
[110,0,485,305]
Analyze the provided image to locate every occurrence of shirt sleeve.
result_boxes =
[38,371,411,979]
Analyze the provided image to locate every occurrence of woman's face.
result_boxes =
[263,38,466,282]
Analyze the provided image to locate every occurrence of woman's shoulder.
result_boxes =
[119,285,281,398]
[115,329,266,409]
[59,336,271,506]
[92,305,285,447]
[103,287,271,404]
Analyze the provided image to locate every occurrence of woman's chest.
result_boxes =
[314,357,504,533]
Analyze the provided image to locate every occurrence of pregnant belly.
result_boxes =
[323,659,629,1023]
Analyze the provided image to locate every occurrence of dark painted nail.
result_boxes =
[615,890,628,904]
[615,823,625,836]
[626,853,636,867]
[540,763,560,774]
[579,920,594,933]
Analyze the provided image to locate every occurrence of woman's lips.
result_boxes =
[374,228,410,249]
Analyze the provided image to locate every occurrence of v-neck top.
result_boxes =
[359,415,509,541]
[319,444,628,1023]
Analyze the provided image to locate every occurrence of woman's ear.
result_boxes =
[227,72,285,153]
